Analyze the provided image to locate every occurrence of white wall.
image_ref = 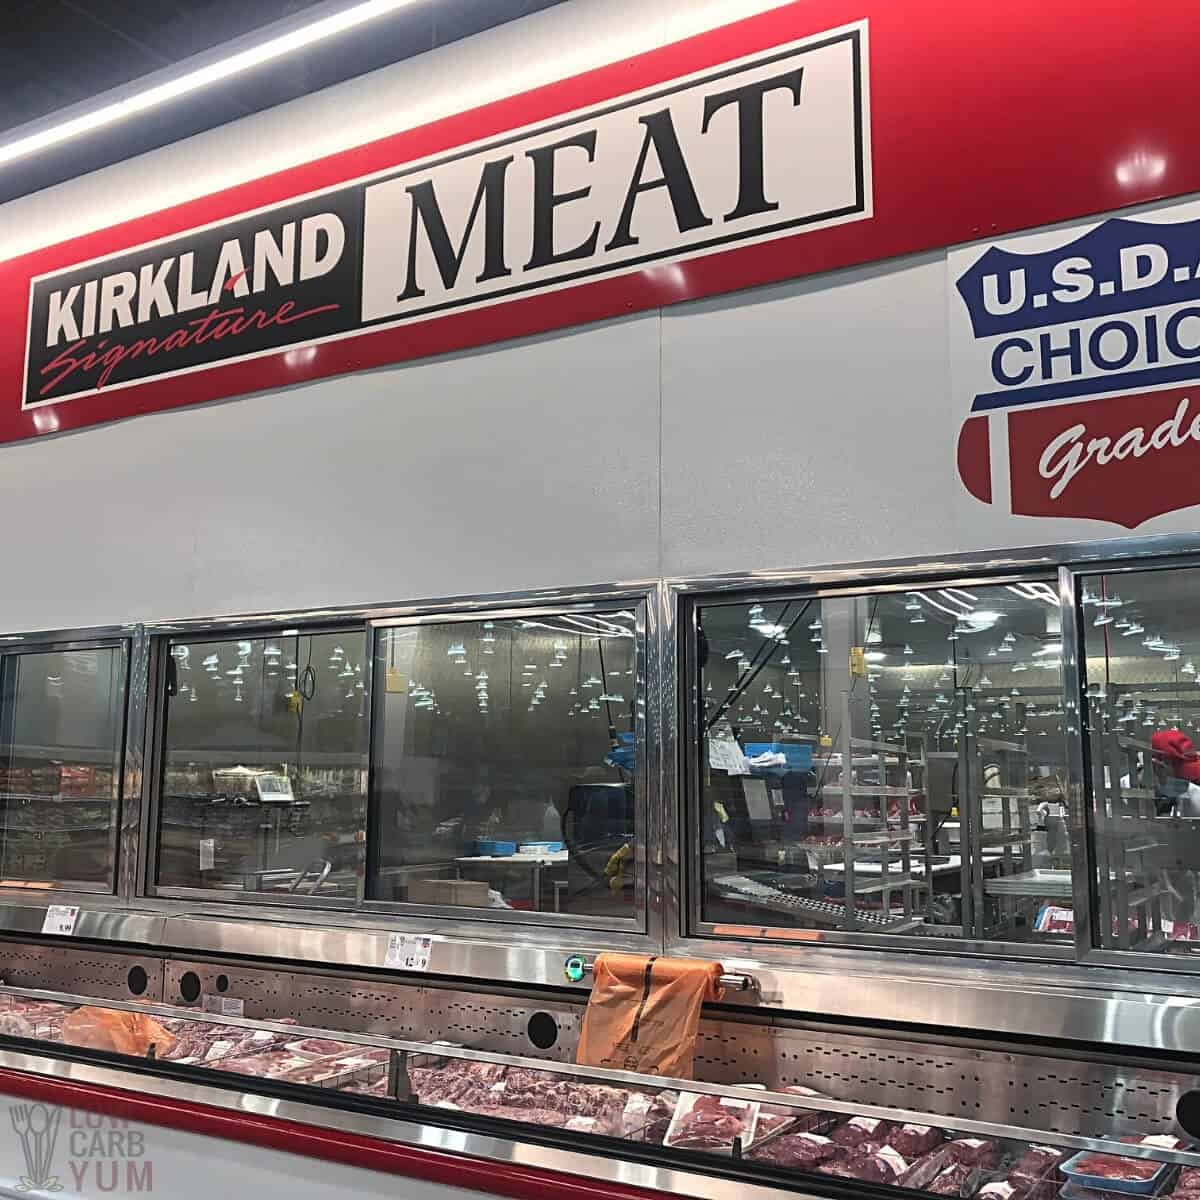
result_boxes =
[0,0,1182,633]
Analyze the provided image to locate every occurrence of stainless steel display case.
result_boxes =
[0,978,1198,1200]
[3,533,1200,1058]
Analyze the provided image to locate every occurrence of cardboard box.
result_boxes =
[408,878,488,907]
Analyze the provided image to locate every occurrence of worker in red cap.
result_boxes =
[1151,729,1200,816]
[1150,729,1200,936]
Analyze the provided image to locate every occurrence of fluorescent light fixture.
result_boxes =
[0,0,428,170]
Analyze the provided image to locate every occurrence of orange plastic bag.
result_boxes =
[576,953,723,1078]
[61,1007,177,1058]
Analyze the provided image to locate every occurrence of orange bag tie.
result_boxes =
[576,953,724,1079]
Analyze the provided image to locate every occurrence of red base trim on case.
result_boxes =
[0,1068,670,1200]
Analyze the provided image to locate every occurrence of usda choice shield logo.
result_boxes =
[951,202,1200,527]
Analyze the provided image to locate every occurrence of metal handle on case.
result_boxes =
[579,961,756,992]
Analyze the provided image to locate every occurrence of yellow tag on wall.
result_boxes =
[850,646,867,677]
[386,669,407,694]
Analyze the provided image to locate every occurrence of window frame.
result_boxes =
[1065,553,1200,975]
[142,621,372,910]
[0,633,132,898]
[360,597,651,933]
[678,569,1085,962]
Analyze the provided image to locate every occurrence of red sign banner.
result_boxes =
[1,0,1199,444]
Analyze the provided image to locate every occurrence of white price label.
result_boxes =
[708,735,750,775]
[202,995,244,1017]
[385,933,433,972]
[41,905,79,937]
[199,838,215,871]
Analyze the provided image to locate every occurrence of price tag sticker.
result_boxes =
[708,735,750,776]
[41,905,79,937]
[202,995,245,1017]
[384,933,433,972]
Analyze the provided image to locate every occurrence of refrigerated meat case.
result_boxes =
[4,564,1200,1195]
[0,970,1198,1200]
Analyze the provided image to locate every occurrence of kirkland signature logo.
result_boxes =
[952,206,1200,527]
[22,23,868,409]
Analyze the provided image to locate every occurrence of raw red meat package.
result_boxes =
[943,1137,999,1166]
[753,1085,828,1142]
[1009,1143,1066,1188]
[898,1147,952,1191]
[664,1093,759,1153]
[890,1123,944,1158]
[621,1092,678,1144]
[828,1116,894,1147]
[748,1132,843,1170]
[286,1037,358,1058]
[926,1162,973,1195]
[1174,1165,1200,1196]
[820,1145,907,1184]
[1070,1150,1162,1181]
[472,1105,571,1128]
[977,1182,1019,1200]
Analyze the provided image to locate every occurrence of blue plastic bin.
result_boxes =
[473,839,517,857]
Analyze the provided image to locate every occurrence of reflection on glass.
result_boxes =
[0,647,125,889]
[368,610,640,919]
[696,583,1068,942]
[155,629,368,898]
[1081,568,1200,952]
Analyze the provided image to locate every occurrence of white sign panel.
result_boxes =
[41,906,79,937]
[384,934,433,972]
[361,27,869,323]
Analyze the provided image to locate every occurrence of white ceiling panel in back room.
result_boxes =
[658,252,956,580]
[0,312,661,632]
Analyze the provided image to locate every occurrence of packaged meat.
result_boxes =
[977,1183,1020,1200]
[898,1147,953,1191]
[820,1145,907,1184]
[890,1123,944,1158]
[1068,1152,1163,1181]
[472,1105,571,1128]
[829,1116,895,1147]
[409,1061,507,1108]
[621,1091,678,1144]
[663,1092,759,1154]
[927,1162,974,1195]
[1174,1166,1200,1196]
[943,1137,999,1167]
[1061,1143,1174,1195]
[61,1007,177,1059]
[748,1132,843,1170]
[280,1054,384,1086]
[216,1052,311,1077]
[286,1037,358,1058]
[0,1013,35,1038]
[340,1076,390,1098]
[1009,1144,1066,1186]
[752,1085,829,1143]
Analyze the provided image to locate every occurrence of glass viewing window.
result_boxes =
[693,583,1069,944]
[154,629,368,899]
[0,644,127,890]
[368,609,641,921]
[1080,566,1200,954]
